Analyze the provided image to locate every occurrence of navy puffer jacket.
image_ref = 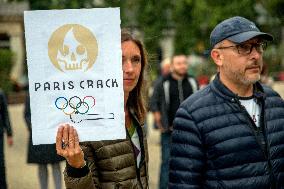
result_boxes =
[169,75,284,189]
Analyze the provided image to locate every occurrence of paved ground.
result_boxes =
[4,104,161,189]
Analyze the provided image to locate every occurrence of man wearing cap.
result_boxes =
[169,16,284,189]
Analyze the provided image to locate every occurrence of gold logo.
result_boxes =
[48,24,98,72]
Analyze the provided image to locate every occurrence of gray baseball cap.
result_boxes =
[210,16,273,48]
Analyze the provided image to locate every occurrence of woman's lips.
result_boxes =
[123,79,134,84]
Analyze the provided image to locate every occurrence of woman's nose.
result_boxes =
[123,59,134,73]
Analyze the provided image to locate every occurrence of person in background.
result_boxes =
[160,57,171,77]
[150,55,198,189]
[169,16,284,189]
[24,93,64,189]
[0,89,13,189]
[56,30,149,188]
[149,57,171,130]
[260,62,274,87]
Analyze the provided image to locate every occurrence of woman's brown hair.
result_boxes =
[121,30,148,124]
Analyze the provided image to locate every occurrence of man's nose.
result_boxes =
[250,47,261,60]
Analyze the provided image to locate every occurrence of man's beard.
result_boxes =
[224,61,262,86]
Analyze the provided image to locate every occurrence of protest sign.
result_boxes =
[24,8,125,144]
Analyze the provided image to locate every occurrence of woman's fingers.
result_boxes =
[68,126,75,149]
[55,124,83,166]
[56,125,64,156]
[74,129,80,150]
[62,124,70,149]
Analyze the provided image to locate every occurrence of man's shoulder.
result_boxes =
[180,84,215,111]
[261,84,284,106]
[262,84,281,97]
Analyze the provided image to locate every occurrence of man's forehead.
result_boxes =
[173,55,187,61]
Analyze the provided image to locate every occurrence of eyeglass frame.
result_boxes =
[214,41,267,55]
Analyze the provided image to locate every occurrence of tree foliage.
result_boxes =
[172,0,259,54]
[9,0,284,75]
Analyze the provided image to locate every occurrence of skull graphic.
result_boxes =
[57,28,89,71]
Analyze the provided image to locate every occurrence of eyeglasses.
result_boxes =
[216,42,267,55]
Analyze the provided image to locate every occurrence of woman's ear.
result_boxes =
[211,49,223,67]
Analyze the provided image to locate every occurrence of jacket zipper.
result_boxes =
[235,98,267,157]
[260,100,276,188]
[235,97,275,188]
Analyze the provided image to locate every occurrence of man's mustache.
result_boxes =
[246,61,262,70]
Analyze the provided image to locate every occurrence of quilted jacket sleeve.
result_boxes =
[169,105,205,189]
[64,143,101,189]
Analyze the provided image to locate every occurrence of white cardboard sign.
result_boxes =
[24,8,125,144]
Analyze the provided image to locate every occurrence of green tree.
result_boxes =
[9,0,284,76]
[262,0,284,70]
[173,0,258,54]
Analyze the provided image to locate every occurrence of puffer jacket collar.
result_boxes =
[211,73,266,102]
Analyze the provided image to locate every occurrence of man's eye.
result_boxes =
[239,44,251,50]
[238,44,253,53]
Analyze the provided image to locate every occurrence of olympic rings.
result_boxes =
[55,95,96,116]
[76,101,89,115]
[69,96,81,109]
[83,96,95,108]
[55,97,68,110]
[62,105,76,115]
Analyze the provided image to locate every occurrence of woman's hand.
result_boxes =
[56,124,85,168]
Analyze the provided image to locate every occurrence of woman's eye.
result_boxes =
[132,56,141,64]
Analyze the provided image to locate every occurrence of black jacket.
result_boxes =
[0,90,12,136]
[150,74,198,130]
[169,74,284,189]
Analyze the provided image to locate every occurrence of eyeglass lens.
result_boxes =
[237,42,267,55]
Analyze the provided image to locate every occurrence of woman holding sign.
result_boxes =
[56,30,149,188]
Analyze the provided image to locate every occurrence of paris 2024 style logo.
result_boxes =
[48,24,98,72]
[48,24,114,123]
[48,24,115,123]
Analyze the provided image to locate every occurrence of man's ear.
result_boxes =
[211,49,223,67]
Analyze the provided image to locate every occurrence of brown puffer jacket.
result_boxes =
[64,113,149,189]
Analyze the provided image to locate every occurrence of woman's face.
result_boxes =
[122,41,142,95]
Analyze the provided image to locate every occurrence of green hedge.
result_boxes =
[0,49,13,94]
